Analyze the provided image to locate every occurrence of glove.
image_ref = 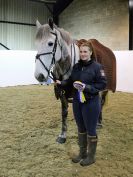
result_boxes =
[73,81,86,92]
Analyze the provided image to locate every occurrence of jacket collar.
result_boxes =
[78,58,94,66]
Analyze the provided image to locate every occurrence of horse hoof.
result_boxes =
[56,137,66,144]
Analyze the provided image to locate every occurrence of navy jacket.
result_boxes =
[61,59,107,100]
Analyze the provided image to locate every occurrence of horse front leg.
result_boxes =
[56,95,68,144]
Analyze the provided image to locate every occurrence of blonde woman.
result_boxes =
[56,40,107,166]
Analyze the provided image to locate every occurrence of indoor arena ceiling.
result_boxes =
[29,0,74,16]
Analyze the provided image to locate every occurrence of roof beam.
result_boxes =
[28,0,74,25]
[29,0,56,4]
[29,0,56,14]
[53,0,74,17]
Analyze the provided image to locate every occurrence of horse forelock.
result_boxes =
[36,24,51,41]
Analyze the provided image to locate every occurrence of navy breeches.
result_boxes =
[72,96,101,136]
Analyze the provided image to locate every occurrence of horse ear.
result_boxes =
[48,17,54,30]
[36,20,42,29]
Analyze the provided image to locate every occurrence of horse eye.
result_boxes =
[48,42,53,46]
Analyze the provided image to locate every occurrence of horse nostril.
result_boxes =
[38,74,45,82]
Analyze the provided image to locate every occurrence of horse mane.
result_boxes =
[56,26,72,45]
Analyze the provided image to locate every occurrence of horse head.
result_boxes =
[34,19,72,82]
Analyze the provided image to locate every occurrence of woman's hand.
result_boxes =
[55,80,61,85]
[73,81,86,92]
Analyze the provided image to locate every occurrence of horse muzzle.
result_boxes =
[35,73,46,82]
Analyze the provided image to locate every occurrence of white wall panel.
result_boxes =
[0,0,52,50]
[114,51,133,93]
[0,50,133,94]
[0,50,38,86]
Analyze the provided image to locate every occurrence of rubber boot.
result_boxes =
[72,132,87,163]
[80,135,98,166]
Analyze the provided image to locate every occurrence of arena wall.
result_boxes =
[59,0,129,50]
[0,50,132,93]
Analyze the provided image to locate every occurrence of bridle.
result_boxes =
[35,31,75,81]
[35,32,62,80]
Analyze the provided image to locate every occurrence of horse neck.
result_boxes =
[53,42,79,80]
[53,55,72,80]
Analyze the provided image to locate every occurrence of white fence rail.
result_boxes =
[115,51,133,93]
[0,50,38,86]
[0,50,133,93]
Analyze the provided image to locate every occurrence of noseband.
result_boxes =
[35,32,61,80]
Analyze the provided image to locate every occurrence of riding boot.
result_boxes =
[80,135,98,166]
[72,132,87,163]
